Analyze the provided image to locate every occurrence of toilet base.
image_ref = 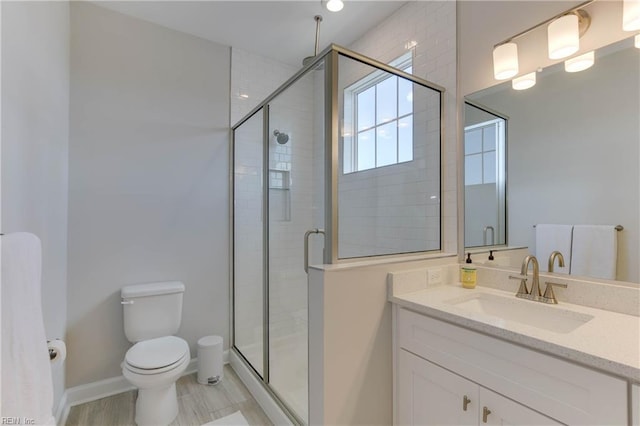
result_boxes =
[134,382,178,426]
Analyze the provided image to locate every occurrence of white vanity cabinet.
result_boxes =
[398,350,559,425]
[394,307,628,425]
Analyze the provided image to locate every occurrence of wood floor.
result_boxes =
[66,366,273,426]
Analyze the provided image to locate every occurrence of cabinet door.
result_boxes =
[479,387,561,426]
[398,350,477,426]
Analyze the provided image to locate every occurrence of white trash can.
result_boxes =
[197,335,223,385]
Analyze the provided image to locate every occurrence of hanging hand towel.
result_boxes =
[570,225,617,280]
[534,224,572,274]
[1,233,54,424]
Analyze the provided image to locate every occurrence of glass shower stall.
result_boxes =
[231,45,443,424]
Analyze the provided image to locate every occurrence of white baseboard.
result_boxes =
[229,350,292,426]
[56,351,229,425]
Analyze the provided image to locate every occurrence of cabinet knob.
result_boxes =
[462,395,471,411]
[482,406,492,423]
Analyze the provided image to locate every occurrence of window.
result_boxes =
[464,119,504,186]
[343,53,413,174]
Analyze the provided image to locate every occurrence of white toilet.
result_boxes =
[121,281,190,426]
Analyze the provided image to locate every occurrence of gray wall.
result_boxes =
[67,3,230,387]
[1,1,70,407]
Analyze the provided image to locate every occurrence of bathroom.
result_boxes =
[1,0,638,425]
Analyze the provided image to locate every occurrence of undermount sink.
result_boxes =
[444,292,594,334]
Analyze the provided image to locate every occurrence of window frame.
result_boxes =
[343,52,414,174]
[464,118,505,186]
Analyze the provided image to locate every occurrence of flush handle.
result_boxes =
[121,300,134,305]
[462,395,471,411]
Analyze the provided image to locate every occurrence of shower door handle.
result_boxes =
[304,228,325,274]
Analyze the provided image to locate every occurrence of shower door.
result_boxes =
[266,68,324,423]
[233,61,325,424]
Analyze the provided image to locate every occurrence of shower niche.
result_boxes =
[269,169,290,222]
[231,45,443,424]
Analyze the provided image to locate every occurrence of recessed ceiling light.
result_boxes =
[326,0,344,12]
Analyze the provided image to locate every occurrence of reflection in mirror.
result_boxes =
[464,102,506,248]
[465,37,639,283]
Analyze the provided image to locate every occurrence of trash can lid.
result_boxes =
[198,335,223,347]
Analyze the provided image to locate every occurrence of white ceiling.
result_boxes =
[93,0,407,66]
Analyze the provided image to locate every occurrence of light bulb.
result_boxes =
[548,14,580,59]
[565,51,594,72]
[493,43,519,80]
[623,0,640,31]
[512,72,536,90]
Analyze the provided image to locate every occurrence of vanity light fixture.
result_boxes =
[325,0,344,12]
[493,42,519,80]
[623,0,640,31]
[635,34,640,48]
[512,72,536,90]
[492,1,592,81]
[564,50,595,72]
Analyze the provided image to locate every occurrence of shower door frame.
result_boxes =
[230,45,445,425]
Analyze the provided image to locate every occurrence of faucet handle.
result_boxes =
[541,281,568,304]
[509,275,529,297]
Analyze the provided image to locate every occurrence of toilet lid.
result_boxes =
[125,336,188,370]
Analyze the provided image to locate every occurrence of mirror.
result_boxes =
[464,102,507,248]
[464,36,639,283]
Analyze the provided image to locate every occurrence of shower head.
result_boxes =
[273,130,289,145]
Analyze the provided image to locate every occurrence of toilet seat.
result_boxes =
[125,336,189,375]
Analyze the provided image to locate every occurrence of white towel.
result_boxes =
[1,233,54,424]
[534,224,572,274]
[570,225,618,280]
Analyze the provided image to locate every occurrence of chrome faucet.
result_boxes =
[548,251,565,273]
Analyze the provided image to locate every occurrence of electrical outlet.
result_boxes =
[428,268,442,285]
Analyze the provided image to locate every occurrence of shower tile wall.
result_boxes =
[346,1,458,254]
[230,48,298,124]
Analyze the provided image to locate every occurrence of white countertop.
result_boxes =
[390,284,640,382]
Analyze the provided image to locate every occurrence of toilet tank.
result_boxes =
[121,281,185,342]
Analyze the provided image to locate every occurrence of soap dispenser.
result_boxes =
[485,250,496,265]
[461,253,477,289]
